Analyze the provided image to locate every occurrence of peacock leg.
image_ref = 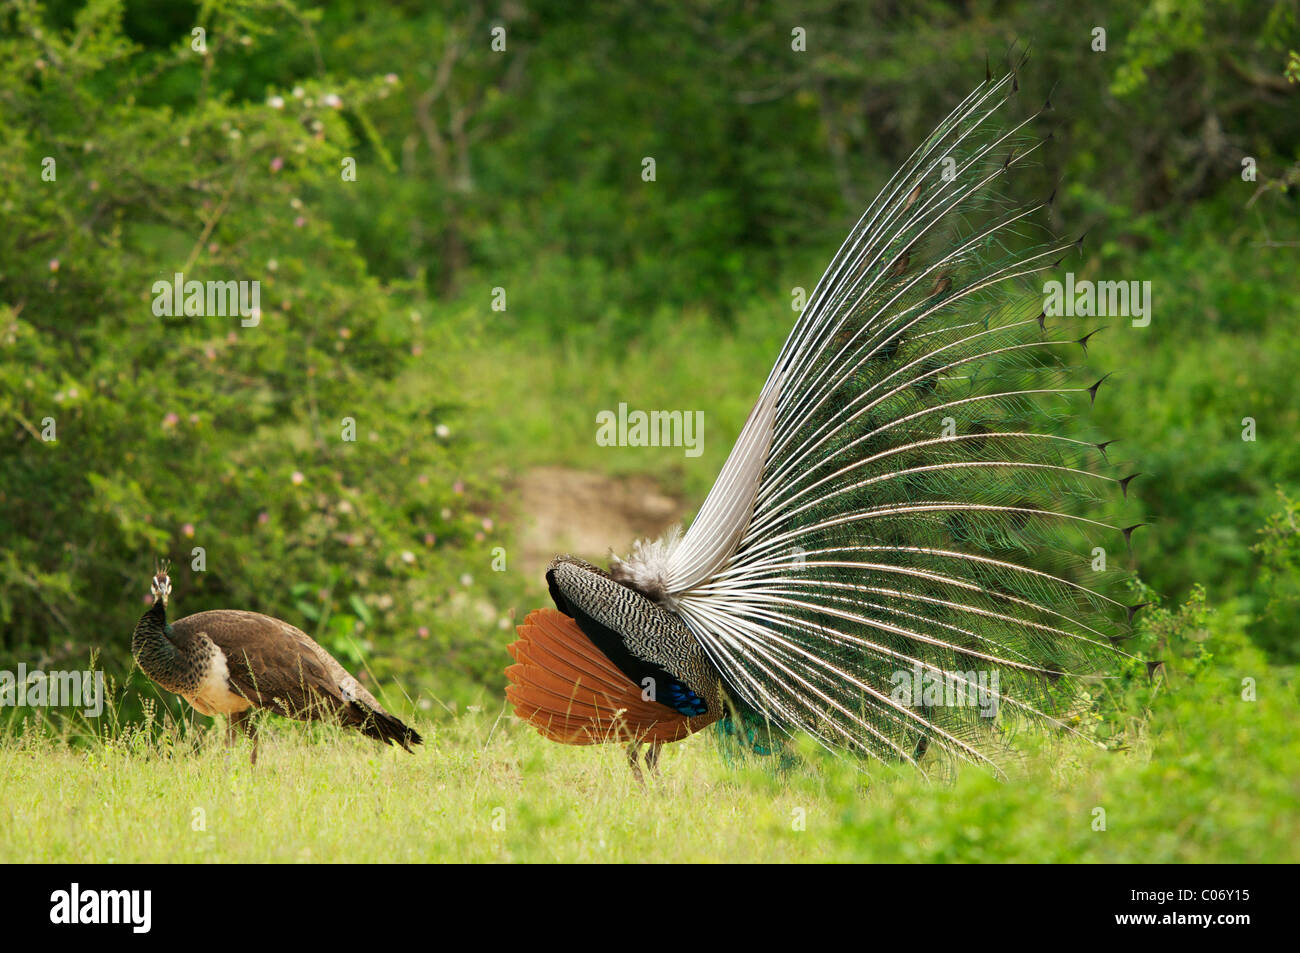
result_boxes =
[645,742,662,777]
[625,741,645,784]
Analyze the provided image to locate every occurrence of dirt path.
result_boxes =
[513,466,682,579]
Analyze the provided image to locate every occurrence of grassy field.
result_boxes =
[4,589,1295,864]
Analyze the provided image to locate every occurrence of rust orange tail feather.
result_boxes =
[506,608,719,745]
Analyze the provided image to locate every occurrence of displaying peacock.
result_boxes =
[506,69,1142,780]
[132,564,421,761]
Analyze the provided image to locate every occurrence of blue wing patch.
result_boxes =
[663,681,708,717]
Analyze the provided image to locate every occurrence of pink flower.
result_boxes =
[258,511,270,525]
[294,216,306,228]
[48,259,59,272]
[163,412,179,428]
[482,518,494,531]
[270,156,284,172]
[423,533,435,546]
[417,626,430,640]
[452,480,465,494]
[291,471,304,485]
[182,523,195,538]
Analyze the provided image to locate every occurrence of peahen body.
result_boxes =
[132,566,421,761]
[506,70,1141,779]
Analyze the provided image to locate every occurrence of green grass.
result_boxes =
[4,591,1294,863]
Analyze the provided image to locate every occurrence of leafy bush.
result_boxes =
[0,0,512,708]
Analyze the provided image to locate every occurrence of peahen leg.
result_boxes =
[233,709,258,765]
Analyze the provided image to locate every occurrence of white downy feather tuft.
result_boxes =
[610,525,684,607]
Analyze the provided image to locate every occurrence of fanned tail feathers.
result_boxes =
[615,70,1141,774]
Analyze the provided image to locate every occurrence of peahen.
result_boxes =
[506,70,1141,780]
[132,564,421,761]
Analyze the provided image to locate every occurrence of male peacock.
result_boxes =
[132,564,421,761]
[506,69,1142,780]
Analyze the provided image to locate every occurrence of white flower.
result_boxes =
[267,95,285,109]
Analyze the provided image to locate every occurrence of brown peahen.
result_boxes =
[506,69,1142,780]
[132,564,421,762]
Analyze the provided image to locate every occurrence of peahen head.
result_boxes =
[150,561,172,607]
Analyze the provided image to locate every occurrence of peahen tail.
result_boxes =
[613,68,1142,776]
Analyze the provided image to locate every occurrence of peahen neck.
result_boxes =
[132,600,183,690]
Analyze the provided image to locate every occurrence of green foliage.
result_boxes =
[0,0,511,706]
[1253,489,1300,659]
